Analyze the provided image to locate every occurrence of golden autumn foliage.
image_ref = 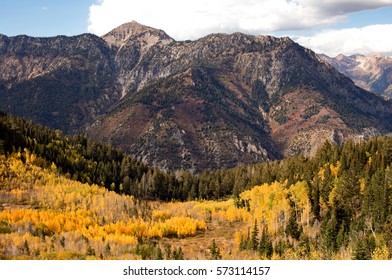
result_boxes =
[0,153,206,259]
[240,181,290,234]
[329,161,340,178]
[288,181,312,227]
[1,150,391,260]
[194,199,250,222]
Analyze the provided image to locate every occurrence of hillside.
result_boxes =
[2,22,392,171]
[1,141,392,260]
[1,113,392,260]
[0,33,119,134]
[0,151,208,260]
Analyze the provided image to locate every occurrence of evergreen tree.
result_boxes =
[251,220,259,251]
[173,247,184,260]
[86,245,95,256]
[353,234,376,260]
[155,247,163,260]
[258,227,273,259]
[285,210,301,240]
[320,213,339,256]
[298,235,310,259]
[209,239,222,260]
[105,244,111,255]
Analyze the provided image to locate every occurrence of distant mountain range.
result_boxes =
[1,21,392,172]
[318,53,392,97]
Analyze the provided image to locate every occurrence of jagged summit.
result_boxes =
[102,21,174,48]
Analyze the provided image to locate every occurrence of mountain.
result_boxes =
[87,22,392,171]
[0,33,120,134]
[318,53,392,97]
[2,22,392,172]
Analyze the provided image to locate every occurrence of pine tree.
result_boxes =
[209,239,222,260]
[353,234,376,260]
[173,247,184,260]
[258,227,273,259]
[165,245,172,260]
[105,243,111,255]
[155,247,163,260]
[251,220,259,251]
[320,213,339,256]
[285,210,301,240]
[86,245,95,256]
[239,234,248,251]
[274,240,286,257]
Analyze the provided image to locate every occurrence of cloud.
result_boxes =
[311,0,392,15]
[295,24,392,56]
[88,0,392,40]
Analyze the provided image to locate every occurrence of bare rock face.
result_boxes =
[319,53,392,97]
[2,22,392,171]
[102,22,175,97]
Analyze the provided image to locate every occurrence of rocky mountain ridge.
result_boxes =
[0,33,119,133]
[1,22,392,171]
[319,53,392,97]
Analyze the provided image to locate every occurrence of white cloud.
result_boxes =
[295,24,392,56]
[88,0,392,40]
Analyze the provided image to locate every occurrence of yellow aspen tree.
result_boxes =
[288,181,311,227]
[329,161,340,178]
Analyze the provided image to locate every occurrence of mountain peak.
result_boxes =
[335,53,348,61]
[105,21,156,36]
[102,21,173,48]
[319,53,392,96]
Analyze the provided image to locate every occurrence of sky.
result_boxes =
[0,0,391,57]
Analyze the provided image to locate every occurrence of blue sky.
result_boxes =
[1,0,391,56]
[335,6,392,28]
[0,0,95,37]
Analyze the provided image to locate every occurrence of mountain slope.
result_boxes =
[0,33,120,134]
[2,22,392,171]
[88,23,392,171]
[319,53,392,97]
